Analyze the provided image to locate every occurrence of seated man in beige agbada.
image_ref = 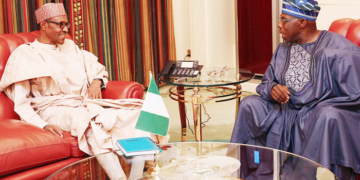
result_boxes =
[0,3,168,180]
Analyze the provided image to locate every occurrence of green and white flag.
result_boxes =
[135,72,169,136]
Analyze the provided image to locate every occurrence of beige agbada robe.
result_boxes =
[0,39,169,155]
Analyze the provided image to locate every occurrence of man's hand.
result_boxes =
[87,79,102,99]
[44,125,63,137]
[270,84,290,104]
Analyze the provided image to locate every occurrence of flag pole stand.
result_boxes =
[146,135,161,176]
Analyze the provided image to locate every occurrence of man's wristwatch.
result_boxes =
[95,78,105,89]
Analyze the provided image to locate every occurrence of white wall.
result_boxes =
[172,0,360,69]
[173,0,236,68]
[317,0,360,30]
[172,0,190,60]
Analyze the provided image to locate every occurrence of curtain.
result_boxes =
[237,0,272,75]
[0,0,176,87]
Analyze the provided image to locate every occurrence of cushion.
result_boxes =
[0,120,71,177]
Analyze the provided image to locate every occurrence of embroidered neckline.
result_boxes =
[293,31,326,54]
[280,31,328,96]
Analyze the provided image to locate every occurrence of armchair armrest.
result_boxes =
[101,81,144,99]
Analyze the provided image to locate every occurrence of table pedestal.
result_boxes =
[170,85,242,142]
[192,87,202,142]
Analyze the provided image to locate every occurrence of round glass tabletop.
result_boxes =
[161,68,255,87]
[47,142,337,180]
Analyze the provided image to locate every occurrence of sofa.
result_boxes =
[0,31,144,179]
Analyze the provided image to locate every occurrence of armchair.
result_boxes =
[329,18,360,47]
[329,18,360,180]
[0,31,143,179]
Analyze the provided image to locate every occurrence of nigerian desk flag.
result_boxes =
[135,72,169,136]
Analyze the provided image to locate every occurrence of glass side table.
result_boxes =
[47,142,337,180]
[160,68,255,142]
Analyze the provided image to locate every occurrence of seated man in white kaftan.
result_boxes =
[231,0,360,179]
[0,3,168,180]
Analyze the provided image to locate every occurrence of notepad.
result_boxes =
[116,137,161,157]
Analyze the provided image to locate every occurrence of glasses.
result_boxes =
[279,17,299,23]
[45,20,70,29]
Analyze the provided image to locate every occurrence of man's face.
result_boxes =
[278,13,301,43]
[44,16,69,45]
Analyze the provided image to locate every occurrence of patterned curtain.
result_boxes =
[0,0,176,87]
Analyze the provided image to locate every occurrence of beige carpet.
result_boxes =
[158,81,260,142]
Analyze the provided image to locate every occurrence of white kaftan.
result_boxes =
[0,39,168,155]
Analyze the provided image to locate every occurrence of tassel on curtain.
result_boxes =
[0,0,176,87]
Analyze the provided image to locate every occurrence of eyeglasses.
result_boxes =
[45,20,70,29]
[279,17,299,23]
